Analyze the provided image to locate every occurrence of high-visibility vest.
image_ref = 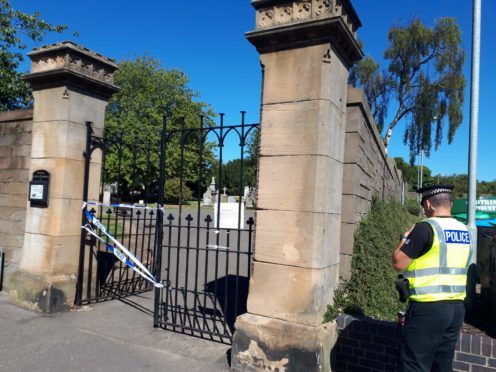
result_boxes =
[403,217,473,302]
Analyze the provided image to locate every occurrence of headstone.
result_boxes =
[109,182,118,195]
[245,187,256,208]
[228,196,237,203]
[103,190,111,205]
[203,188,212,207]
[244,186,250,200]
[212,190,219,204]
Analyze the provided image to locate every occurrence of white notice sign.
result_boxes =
[213,202,244,229]
[30,184,44,200]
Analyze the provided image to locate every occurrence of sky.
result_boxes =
[10,0,496,181]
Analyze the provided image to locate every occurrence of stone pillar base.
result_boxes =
[8,270,77,313]
[232,313,338,371]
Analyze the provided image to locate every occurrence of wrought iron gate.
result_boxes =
[76,114,259,344]
[153,113,259,343]
[76,122,161,305]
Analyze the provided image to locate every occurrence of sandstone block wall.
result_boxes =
[0,109,33,291]
[340,86,404,279]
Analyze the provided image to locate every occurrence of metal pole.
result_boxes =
[417,154,420,191]
[465,0,482,314]
[153,115,167,328]
[420,150,424,189]
[75,122,93,306]
[417,153,421,202]
[467,0,481,262]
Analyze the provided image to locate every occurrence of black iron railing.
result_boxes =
[77,113,259,344]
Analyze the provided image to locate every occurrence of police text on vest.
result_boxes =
[444,230,471,244]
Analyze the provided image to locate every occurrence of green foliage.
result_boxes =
[246,128,260,161]
[324,197,419,322]
[478,181,496,196]
[394,157,496,198]
[218,158,257,196]
[349,57,391,133]
[164,178,193,205]
[104,56,216,199]
[394,156,433,191]
[433,174,496,198]
[404,197,421,216]
[350,18,466,162]
[0,0,67,111]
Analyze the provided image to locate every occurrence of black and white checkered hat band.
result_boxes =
[422,188,452,198]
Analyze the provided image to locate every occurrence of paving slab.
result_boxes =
[0,291,231,372]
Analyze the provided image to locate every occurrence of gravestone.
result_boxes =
[245,187,256,208]
[103,185,111,205]
[221,186,228,203]
[203,188,213,206]
[203,176,218,206]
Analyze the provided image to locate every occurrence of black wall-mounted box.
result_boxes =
[29,170,50,208]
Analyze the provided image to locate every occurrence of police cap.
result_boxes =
[417,184,454,206]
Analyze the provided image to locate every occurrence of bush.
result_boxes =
[164,178,193,205]
[405,197,421,216]
[324,196,419,322]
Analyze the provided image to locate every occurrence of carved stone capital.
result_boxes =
[247,0,363,68]
[22,41,119,100]
[252,0,361,37]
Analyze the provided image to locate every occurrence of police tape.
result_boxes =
[81,205,163,289]
[85,201,165,213]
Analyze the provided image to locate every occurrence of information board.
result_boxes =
[213,202,244,229]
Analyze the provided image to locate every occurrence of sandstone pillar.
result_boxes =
[9,42,118,313]
[232,1,362,370]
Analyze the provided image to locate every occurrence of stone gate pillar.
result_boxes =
[9,42,118,313]
[232,1,362,370]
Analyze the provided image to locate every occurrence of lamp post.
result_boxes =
[466,0,482,314]
[467,0,481,260]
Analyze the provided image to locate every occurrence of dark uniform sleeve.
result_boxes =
[400,222,434,259]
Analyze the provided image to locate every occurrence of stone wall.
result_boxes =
[0,109,33,291]
[340,86,404,279]
[334,314,496,371]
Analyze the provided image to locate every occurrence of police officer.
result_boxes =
[392,184,473,372]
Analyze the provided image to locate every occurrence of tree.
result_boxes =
[104,56,216,201]
[394,156,433,191]
[246,128,260,161]
[220,158,257,196]
[350,18,466,163]
[0,0,67,111]
[478,181,496,196]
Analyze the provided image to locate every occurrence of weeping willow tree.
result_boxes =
[350,17,466,164]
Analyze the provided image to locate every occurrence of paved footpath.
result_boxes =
[0,292,230,372]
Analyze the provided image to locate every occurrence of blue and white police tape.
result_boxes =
[85,201,165,213]
[81,225,159,285]
[82,205,163,288]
